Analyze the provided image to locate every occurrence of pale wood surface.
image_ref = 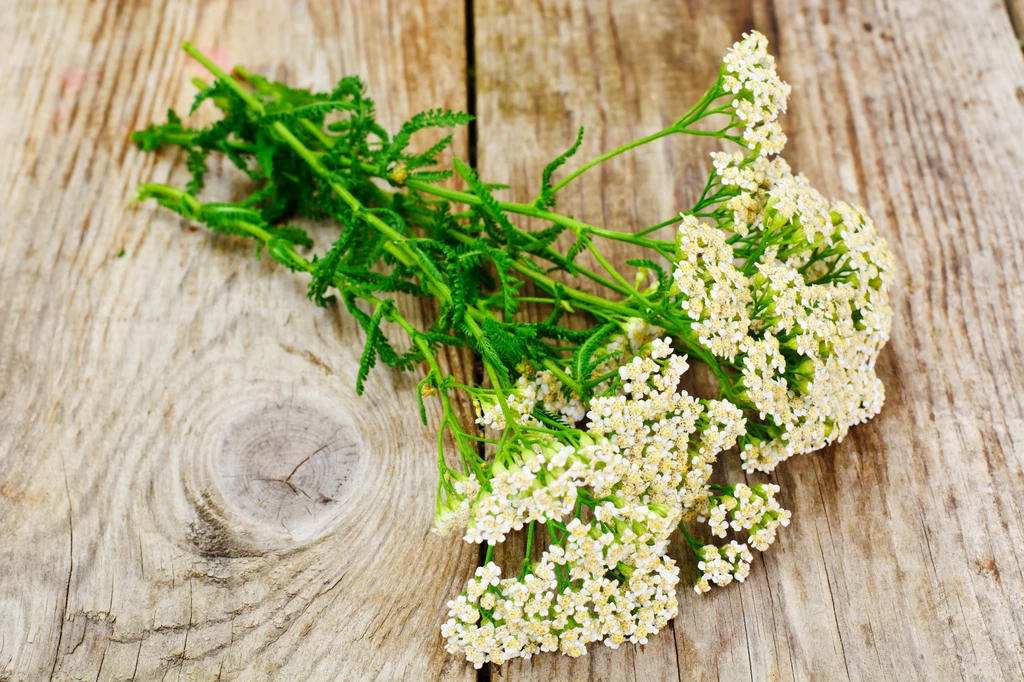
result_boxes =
[0,1,476,681]
[2,1,1024,681]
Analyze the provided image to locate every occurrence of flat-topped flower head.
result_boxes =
[673,148,894,474]
[443,339,762,665]
[443,511,683,667]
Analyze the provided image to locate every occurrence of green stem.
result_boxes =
[635,214,684,238]
[679,524,705,559]
[541,359,584,395]
[519,521,535,579]
[506,261,636,319]
[183,43,264,110]
[548,128,674,196]
[134,128,256,154]
[407,180,674,251]
[585,239,653,308]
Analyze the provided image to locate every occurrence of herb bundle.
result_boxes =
[133,33,894,667]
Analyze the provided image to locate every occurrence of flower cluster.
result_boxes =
[444,512,681,667]
[703,483,791,551]
[441,338,757,667]
[460,443,580,546]
[695,541,753,592]
[720,31,791,156]
[674,68,893,474]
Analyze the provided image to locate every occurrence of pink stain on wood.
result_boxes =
[189,44,231,73]
[60,71,88,93]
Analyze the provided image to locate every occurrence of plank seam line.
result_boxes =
[464,2,491,682]
[49,451,75,682]
[1004,0,1023,41]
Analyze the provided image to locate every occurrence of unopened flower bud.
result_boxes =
[389,167,409,185]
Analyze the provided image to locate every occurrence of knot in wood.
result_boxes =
[188,397,360,555]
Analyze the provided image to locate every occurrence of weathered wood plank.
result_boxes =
[3,0,1024,679]
[0,1,475,680]
[766,1,1024,680]
[475,0,1024,681]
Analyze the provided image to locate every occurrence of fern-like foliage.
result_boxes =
[131,109,187,151]
[537,126,584,209]
[404,134,455,171]
[185,148,207,195]
[453,158,519,249]
[308,238,345,307]
[625,258,670,297]
[563,231,590,275]
[190,82,230,115]
[356,299,396,395]
[408,170,454,183]
[132,55,595,416]
[387,109,473,166]
[572,322,619,395]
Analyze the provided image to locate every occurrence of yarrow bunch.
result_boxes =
[132,31,893,668]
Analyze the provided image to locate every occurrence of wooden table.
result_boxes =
[2,1,1023,680]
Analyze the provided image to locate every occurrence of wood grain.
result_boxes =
[3,0,1024,680]
[0,1,475,680]
[473,0,1024,681]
